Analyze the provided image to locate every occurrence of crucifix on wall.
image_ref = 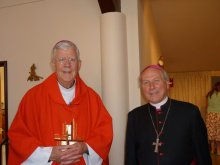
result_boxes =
[27,64,43,81]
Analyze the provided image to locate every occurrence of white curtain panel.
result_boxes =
[168,71,220,121]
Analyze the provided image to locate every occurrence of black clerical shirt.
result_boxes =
[125,98,212,165]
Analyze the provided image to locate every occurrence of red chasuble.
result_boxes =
[8,73,113,165]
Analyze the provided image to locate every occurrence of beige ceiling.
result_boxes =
[150,0,220,72]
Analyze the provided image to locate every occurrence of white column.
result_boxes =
[100,12,128,165]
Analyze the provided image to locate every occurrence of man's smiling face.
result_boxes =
[52,47,81,88]
[140,68,169,104]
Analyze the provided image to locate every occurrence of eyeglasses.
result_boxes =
[55,57,79,65]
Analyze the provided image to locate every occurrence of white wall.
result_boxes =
[0,0,102,126]
[138,0,161,70]
[121,0,141,111]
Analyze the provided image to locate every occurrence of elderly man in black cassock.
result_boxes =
[125,65,212,165]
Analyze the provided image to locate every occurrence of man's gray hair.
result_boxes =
[51,40,80,61]
[139,69,169,83]
[160,69,169,81]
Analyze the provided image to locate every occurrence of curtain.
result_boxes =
[168,71,220,121]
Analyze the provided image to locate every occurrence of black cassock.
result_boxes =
[125,98,212,165]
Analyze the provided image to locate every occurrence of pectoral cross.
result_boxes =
[152,138,162,153]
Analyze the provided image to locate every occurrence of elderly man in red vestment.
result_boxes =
[8,40,113,165]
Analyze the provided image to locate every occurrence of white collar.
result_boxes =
[58,82,75,91]
[150,96,168,109]
[58,80,76,104]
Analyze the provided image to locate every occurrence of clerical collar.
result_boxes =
[58,80,75,89]
[58,80,76,105]
[149,96,168,109]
